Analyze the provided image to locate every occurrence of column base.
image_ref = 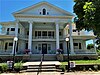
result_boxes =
[29,52,32,54]
[71,52,75,55]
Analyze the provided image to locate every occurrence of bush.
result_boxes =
[0,63,8,72]
[14,61,23,69]
[59,65,66,72]
[14,61,23,72]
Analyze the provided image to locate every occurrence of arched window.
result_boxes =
[43,9,46,15]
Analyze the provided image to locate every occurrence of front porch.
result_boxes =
[0,53,98,62]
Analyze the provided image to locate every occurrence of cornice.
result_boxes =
[14,14,73,19]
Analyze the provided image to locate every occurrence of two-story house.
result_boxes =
[0,1,97,61]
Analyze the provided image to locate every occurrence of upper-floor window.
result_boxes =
[43,9,46,15]
[11,28,15,31]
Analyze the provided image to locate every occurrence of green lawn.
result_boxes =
[61,59,100,65]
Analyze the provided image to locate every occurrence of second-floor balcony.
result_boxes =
[72,31,94,36]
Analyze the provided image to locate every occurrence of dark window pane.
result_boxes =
[74,43,78,46]
[38,31,41,36]
[9,43,13,46]
[18,28,20,33]
[11,28,15,31]
[35,31,37,37]
[43,9,46,15]
[79,43,82,49]
[42,31,47,36]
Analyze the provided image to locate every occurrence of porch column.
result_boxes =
[15,20,19,37]
[55,22,59,51]
[63,28,67,54]
[28,21,33,54]
[93,39,97,54]
[12,20,19,54]
[68,21,75,54]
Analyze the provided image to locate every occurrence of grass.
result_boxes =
[61,59,100,65]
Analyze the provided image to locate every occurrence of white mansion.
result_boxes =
[0,1,97,60]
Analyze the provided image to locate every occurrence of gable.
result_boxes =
[13,1,74,16]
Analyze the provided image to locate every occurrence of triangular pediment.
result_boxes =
[13,1,74,16]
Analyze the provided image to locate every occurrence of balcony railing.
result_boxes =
[74,49,96,54]
[72,31,94,36]
[0,50,12,55]
[33,36,55,39]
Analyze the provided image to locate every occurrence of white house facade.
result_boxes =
[0,1,98,60]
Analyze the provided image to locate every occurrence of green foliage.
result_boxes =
[14,61,23,69]
[74,0,100,44]
[59,65,66,71]
[0,63,8,72]
[87,44,94,49]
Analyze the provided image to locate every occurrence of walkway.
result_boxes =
[1,71,100,75]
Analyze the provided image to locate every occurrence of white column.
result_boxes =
[12,20,19,54]
[69,23,75,54]
[93,39,97,54]
[28,21,33,54]
[55,22,59,50]
[12,40,16,54]
[15,20,19,37]
[63,29,67,54]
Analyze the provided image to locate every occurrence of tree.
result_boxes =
[87,44,94,49]
[73,0,100,44]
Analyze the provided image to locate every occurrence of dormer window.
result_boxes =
[43,9,46,15]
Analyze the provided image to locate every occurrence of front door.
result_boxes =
[42,44,47,54]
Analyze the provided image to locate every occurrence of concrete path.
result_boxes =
[1,71,100,75]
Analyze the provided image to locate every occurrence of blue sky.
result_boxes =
[0,0,93,45]
[0,0,75,22]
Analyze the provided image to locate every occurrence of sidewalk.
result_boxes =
[0,71,100,75]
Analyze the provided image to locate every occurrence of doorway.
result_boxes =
[42,44,47,54]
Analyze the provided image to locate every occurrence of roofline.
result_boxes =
[0,21,15,25]
[12,1,74,16]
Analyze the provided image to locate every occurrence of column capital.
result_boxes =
[15,19,19,23]
[28,20,33,24]
[55,20,60,24]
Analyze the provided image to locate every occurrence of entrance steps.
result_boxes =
[23,61,62,72]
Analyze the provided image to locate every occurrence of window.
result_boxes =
[60,43,63,50]
[27,31,29,35]
[40,12,41,14]
[79,43,82,49]
[48,31,54,38]
[43,9,46,15]
[38,44,41,51]
[7,28,9,31]
[18,28,20,33]
[25,43,28,49]
[38,31,41,36]
[47,12,49,15]
[42,31,47,36]
[5,43,8,50]
[59,31,62,36]
[48,44,51,50]
[35,31,37,37]
[9,43,13,46]
[11,28,15,31]
[74,43,78,46]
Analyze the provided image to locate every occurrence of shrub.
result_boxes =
[59,65,66,72]
[14,61,23,72]
[1,63,8,72]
